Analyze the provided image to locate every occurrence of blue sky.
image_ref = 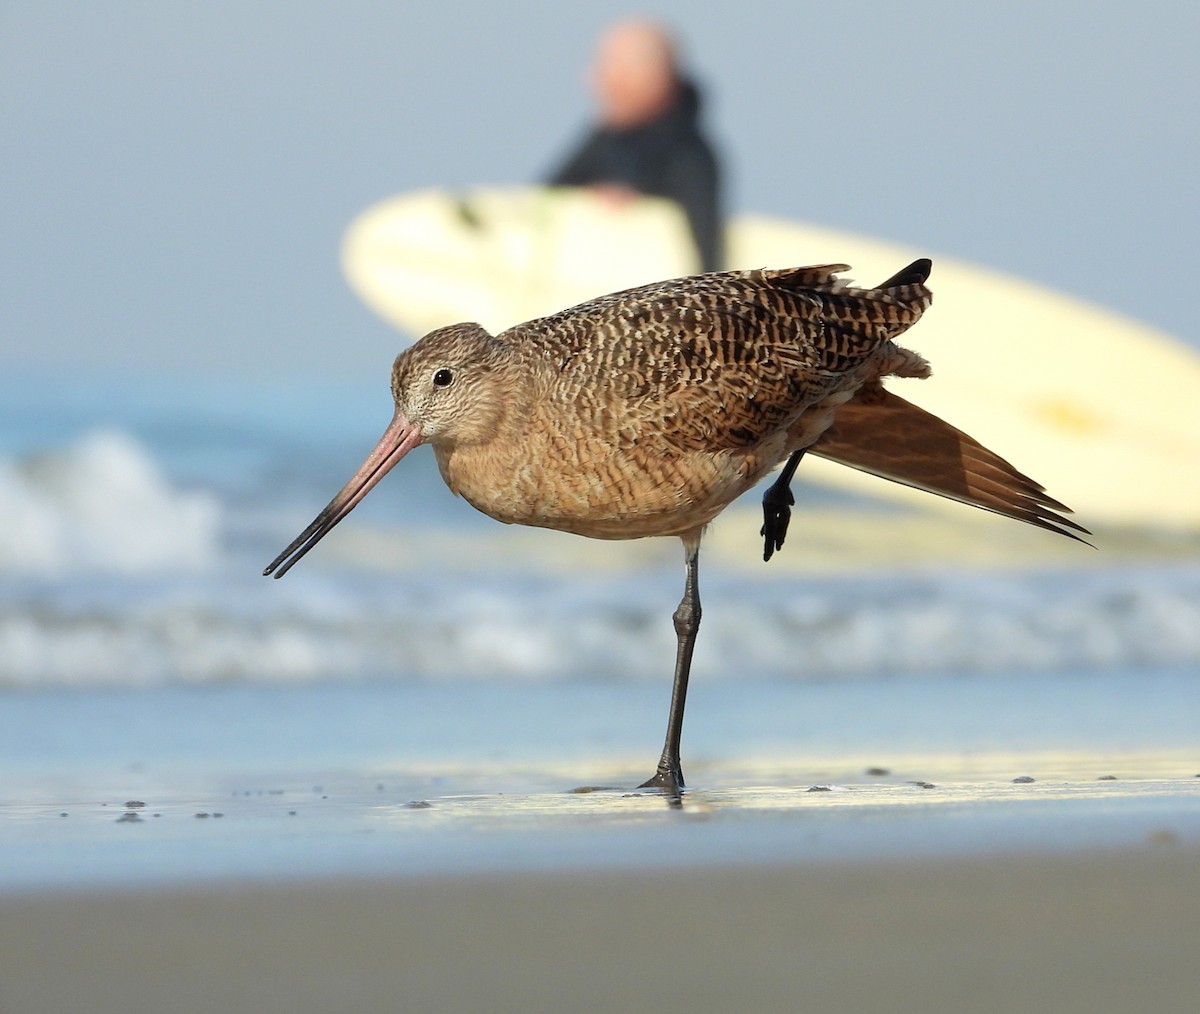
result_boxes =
[3,1,1196,381]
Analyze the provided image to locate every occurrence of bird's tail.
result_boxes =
[875,258,933,290]
[808,385,1090,542]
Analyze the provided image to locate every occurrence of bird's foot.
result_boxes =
[760,483,795,562]
[639,763,685,804]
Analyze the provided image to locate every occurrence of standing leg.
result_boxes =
[641,536,702,797]
[761,449,806,562]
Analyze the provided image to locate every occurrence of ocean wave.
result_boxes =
[6,373,1195,692]
[0,429,221,575]
[1,565,1197,688]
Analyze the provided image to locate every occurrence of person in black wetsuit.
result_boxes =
[546,20,723,273]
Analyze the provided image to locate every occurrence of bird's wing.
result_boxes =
[648,264,934,451]
[526,262,934,453]
[808,384,1090,541]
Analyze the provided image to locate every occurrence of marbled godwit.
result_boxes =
[265,259,1086,795]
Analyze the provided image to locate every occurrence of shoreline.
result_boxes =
[4,748,1197,895]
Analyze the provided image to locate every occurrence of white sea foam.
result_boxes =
[1,565,1197,688]
[0,429,221,575]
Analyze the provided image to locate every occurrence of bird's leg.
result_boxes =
[641,542,702,799]
[761,449,806,562]
[758,263,926,564]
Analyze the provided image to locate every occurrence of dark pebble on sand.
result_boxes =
[116,812,143,823]
[907,780,936,789]
[1012,775,1036,784]
[807,785,832,793]
[124,800,146,808]
[405,800,433,809]
[287,810,297,816]
[59,812,69,818]
[194,812,210,819]
[865,767,890,777]
[1098,774,1118,780]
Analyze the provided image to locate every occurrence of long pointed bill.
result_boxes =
[263,410,422,579]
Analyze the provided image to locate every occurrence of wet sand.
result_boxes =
[3,756,1199,1014]
[3,673,1197,1012]
[3,845,1199,1014]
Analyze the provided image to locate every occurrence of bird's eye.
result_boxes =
[433,368,454,388]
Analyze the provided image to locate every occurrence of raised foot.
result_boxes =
[760,483,795,562]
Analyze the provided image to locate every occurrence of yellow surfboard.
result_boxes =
[342,186,1200,530]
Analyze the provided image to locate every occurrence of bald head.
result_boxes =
[590,20,680,128]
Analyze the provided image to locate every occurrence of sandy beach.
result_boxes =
[3,843,1198,1014]
[3,705,1199,1014]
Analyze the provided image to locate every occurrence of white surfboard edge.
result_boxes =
[341,186,1200,531]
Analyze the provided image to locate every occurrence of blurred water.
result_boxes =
[2,371,1198,690]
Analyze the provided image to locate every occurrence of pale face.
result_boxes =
[590,21,678,128]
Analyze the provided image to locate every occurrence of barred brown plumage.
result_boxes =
[264,258,1088,797]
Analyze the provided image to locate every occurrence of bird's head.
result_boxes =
[390,323,509,448]
[263,322,507,579]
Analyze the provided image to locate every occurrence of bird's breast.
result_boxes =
[433,423,788,541]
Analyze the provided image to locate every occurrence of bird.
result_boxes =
[264,258,1087,797]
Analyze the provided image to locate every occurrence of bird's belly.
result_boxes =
[438,438,786,541]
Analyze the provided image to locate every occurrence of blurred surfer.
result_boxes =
[546,19,723,272]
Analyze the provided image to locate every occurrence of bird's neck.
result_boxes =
[429,353,538,515]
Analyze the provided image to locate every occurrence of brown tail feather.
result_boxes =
[808,386,1091,542]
